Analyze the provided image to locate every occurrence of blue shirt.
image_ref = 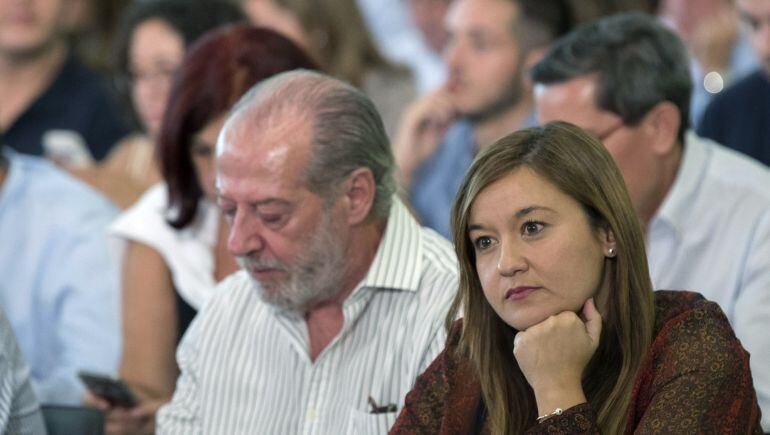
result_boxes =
[410,114,537,239]
[0,148,120,405]
[409,120,475,240]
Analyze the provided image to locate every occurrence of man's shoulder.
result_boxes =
[52,55,117,102]
[7,153,117,223]
[417,226,458,278]
[699,137,770,199]
[713,70,769,105]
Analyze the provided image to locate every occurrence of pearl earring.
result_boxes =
[608,248,615,257]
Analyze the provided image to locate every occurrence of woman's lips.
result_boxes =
[505,286,541,301]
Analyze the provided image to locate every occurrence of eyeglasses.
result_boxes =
[592,121,625,142]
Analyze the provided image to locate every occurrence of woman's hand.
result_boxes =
[513,298,602,415]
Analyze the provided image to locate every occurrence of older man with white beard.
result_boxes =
[157,70,458,435]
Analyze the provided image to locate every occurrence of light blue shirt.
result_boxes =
[410,114,537,239]
[0,148,120,405]
[409,120,475,240]
[647,133,770,431]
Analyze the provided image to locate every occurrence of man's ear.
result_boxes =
[521,47,548,92]
[342,168,376,225]
[641,101,681,156]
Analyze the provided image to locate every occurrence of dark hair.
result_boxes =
[531,12,692,144]
[513,0,575,50]
[114,0,246,127]
[115,0,246,76]
[159,25,318,228]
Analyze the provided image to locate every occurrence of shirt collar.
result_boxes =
[357,197,423,292]
[653,131,711,235]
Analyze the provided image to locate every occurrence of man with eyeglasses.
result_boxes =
[532,12,770,432]
[698,0,770,167]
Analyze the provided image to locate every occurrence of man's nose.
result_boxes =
[227,210,264,258]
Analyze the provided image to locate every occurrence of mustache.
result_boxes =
[236,256,286,272]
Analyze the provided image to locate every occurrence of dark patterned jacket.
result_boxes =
[390,291,762,434]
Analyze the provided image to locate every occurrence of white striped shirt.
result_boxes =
[0,307,46,435]
[157,199,458,435]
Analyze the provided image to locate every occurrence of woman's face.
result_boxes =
[190,114,227,203]
[129,18,185,139]
[467,167,614,331]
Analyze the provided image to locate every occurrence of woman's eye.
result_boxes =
[473,236,493,250]
[522,221,544,236]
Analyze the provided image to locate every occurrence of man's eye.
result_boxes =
[473,236,493,250]
[522,221,544,236]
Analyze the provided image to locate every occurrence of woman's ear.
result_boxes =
[600,224,617,258]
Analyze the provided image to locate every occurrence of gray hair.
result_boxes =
[228,69,396,219]
[530,12,692,144]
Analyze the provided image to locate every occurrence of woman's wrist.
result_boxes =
[532,381,587,419]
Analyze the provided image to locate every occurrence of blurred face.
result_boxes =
[535,77,654,220]
[216,113,348,312]
[658,0,729,43]
[738,0,770,75]
[191,115,227,203]
[129,18,184,138]
[468,167,612,331]
[0,0,63,58]
[443,0,523,121]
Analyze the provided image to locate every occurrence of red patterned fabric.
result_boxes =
[390,291,762,434]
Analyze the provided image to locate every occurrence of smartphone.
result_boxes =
[42,130,94,168]
[78,371,138,408]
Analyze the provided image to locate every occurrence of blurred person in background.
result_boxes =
[241,0,415,137]
[0,0,129,162]
[698,0,770,166]
[69,0,246,209]
[0,142,120,405]
[85,25,317,435]
[657,0,759,124]
[394,0,573,239]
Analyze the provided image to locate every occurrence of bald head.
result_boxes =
[219,70,396,219]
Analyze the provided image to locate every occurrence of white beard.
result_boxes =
[237,210,348,313]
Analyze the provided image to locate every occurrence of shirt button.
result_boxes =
[306,408,318,422]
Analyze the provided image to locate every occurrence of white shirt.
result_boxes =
[157,199,458,434]
[647,132,770,430]
[0,307,46,434]
[110,184,221,309]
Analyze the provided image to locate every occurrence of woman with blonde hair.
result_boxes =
[390,121,761,434]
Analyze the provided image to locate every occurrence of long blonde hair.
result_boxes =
[448,121,655,434]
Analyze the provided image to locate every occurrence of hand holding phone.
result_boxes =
[79,371,138,408]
